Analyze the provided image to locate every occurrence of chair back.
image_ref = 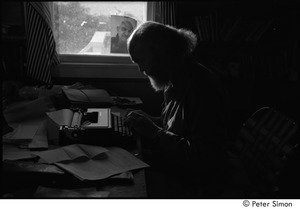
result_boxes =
[235,106,298,195]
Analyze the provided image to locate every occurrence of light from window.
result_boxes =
[53,2,147,56]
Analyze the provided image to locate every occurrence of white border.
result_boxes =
[2,199,300,209]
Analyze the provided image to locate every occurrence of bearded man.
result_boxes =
[125,21,231,198]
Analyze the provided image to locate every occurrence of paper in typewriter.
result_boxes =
[46,109,75,127]
[46,109,81,143]
[46,108,111,128]
[82,108,111,129]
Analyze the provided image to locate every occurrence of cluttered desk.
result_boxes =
[1,83,148,198]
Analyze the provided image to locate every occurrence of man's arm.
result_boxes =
[150,116,162,126]
[126,109,162,126]
[152,84,228,171]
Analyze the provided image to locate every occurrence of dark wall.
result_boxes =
[175,1,298,139]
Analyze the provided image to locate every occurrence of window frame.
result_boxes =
[52,1,155,79]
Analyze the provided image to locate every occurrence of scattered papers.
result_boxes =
[32,144,108,164]
[32,144,149,181]
[55,146,149,181]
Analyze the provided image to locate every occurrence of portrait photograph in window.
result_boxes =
[53,2,146,56]
[110,15,137,54]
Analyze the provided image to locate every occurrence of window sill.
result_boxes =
[52,62,147,79]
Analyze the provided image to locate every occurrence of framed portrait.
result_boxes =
[110,15,137,54]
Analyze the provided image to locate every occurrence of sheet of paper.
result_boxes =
[2,144,35,161]
[111,106,129,117]
[34,186,110,198]
[28,119,48,149]
[32,144,108,164]
[55,146,149,181]
[3,117,49,150]
[2,123,38,143]
[83,108,110,129]
[3,151,36,161]
[111,96,143,105]
[46,109,74,126]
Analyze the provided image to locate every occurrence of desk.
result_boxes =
[2,150,147,198]
[2,98,148,198]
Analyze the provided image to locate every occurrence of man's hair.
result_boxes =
[120,20,133,30]
[128,21,197,58]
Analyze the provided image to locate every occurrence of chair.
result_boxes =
[225,106,299,198]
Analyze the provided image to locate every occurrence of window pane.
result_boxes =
[53,2,147,55]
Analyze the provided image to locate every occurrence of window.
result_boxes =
[52,1,153,78]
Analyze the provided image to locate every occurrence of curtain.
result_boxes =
[24,2,60,86]
[154,1,177,27]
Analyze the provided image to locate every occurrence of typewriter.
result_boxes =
[59,108,135,148]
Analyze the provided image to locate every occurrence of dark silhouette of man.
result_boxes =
[125,21,231,197]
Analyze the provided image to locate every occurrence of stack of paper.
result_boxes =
[2,118,48,149]
[3,97,53,149]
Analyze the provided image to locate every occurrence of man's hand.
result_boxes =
[125,110,162,139]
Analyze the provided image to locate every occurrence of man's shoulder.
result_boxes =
[185,64,211,87]
[183,64,224,99]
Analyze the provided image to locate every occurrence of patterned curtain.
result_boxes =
[154,1,177,27]
[24,2,60,86]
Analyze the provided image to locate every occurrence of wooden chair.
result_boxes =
[225,107,299,198]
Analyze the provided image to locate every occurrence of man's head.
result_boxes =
[117,20,134,43]
[127,21,197,91]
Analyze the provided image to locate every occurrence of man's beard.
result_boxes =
[148,76,168,92]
